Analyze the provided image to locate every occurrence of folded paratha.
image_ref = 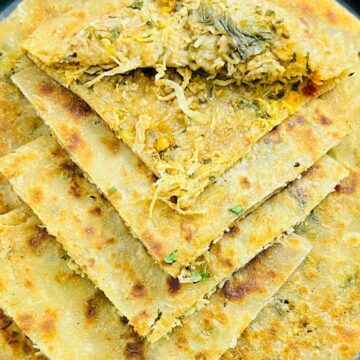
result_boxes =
[1,0,348,343]
[0,0,88,215]
[12,64,350,277]
[0,131,347,341]
[0,206,135,360]
[0,0,85,155]
[23,0,357,210]
[0,0,357,356]
[0,205,310,359]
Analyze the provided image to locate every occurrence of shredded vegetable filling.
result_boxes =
[29,0,349,211]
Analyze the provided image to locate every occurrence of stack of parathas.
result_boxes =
[0,0,359,359]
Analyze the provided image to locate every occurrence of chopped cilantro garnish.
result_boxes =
[237,99,248,109]
[252,99,269,118]
[108,187,118,195]
[203,158,212,164]
[110,26,120,41]
[200,263,210,280]
[164,250,178,264]
[265,9,276,17]
[229,205,244,215]
[215,14,274,62]
[130,0,143,10]
[185,263,210,283]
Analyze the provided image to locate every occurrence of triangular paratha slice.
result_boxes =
[0,0,90,214]
[0,130,347,340]
[0,206,134,360]
[0,205,311,359]
[12,64,351,277]
[0,0,86,156]
[0,0,348,343]
[23,0,357,210]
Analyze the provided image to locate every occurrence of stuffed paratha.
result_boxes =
[0,205,310,359]
[0,0,358,357]
[224,170,360,360]
[0,133,346,341]
[12,64,350,276]
[23,0,357,210]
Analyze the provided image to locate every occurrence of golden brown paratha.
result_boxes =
[0,131,345,341]
[0,0,88,213]
[0,205,310,359]
[0,0,357,357]
[23,0,357,210]
[12,64,351,277]
[224,170,360,360]
[0,0,86,157]
[0,308,48,360]
[0,0,346,345]
[223,2,360,357]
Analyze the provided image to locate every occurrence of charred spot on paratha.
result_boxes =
[167,276,181,295]
[85,297,98,320]
[27,226,47,250]
[64,95,92,120]
[222,277,261,300]
[124,336,145,360]
[131,283,147,298]
[336,173,359,194]
[0,309,12,330]
[226,225,240,238]
[39,309,57,340]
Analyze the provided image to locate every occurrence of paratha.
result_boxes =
[0,0,89,214]
[223,3,360,358]
[0,2,358,357]
[0,0,86,157]
[0,133,346,341]
[0,206,135,360]
[224,171,360,360]
[12,64,350,277]
[0,205,310,359]
[0,308,48,360]
[0,177,22,215]
[0,0,341,343]
[23,0,357,210]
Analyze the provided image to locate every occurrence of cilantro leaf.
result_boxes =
[229,205,244,215]
[130,0,143,10]
[108,187,118,195]
[164,250,178,264]
[184,263,210,283]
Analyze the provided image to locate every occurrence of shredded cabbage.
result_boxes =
[32,0,345,211]
[156,79,207,124]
